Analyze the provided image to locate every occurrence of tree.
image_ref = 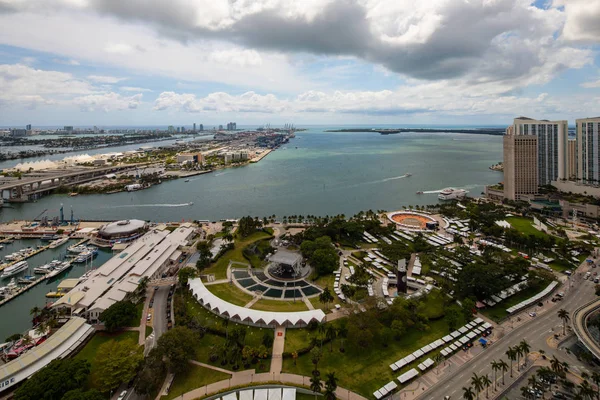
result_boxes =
[463,386,475,400]
[490,361,499,391]
[13,359,91,400]
[471,373,483,400]
[391,320,406,340]
[481,375,491,399]
[135,347,166,397]
[319,287,334,310]
[445,305,461,332]
[325,324,337,352]
[515,345,524,371]
[336,326,348,352]
[310,372,323,400]
[178,267,197,285]
[506,347,517,378]
[324,372,338,400]
[62,389,105,400]
[558,309,570,336]
[196,241,212,270]
[99,300,138,332]
[462,298,476,322]
[498,360,508,386]
[95,339,143,393]
[590,372,600,400]
[519,340,531,367]
[310,347,322,373]
[550,355,568,377]
[156,326,198,374]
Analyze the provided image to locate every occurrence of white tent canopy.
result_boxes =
[188,278,326,328]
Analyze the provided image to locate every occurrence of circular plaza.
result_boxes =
[387,210,437,231]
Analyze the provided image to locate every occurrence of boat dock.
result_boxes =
[250,149,272,163]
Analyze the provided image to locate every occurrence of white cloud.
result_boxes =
[120,86,152,92]
[207,49,263,67]
[75,92,143,112]
[87,75,127,84]
[53,58,80,65]
[556,0,600,43]
[104,43,137,54]
[581,80,600,88]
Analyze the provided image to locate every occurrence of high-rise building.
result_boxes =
[181,126,185,133]
[176,127,181,133]
[510,117,569,185]
[503,129,538,201]
[199,124,204,131]
[568,138,577,180]
[193,123,196,132]
[26,124,31,130]
[576,117,600,184]
[168,125,175,133]
[9,128,27,137]
[219,125,223,131]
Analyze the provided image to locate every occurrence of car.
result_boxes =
[529,312,537,317]
[557,292,564,297]
[537,302,544,307]
[147,313,152,321]
[117,390,127,400]
[154,286,159,291]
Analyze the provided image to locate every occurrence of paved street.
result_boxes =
[152,285,171,341]
[394,263,597,400]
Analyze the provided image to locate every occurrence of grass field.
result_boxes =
[203,231,273,279]
[74,330,140,389]
[505,217,550,239]
[480,282,550,322]
[250,298,309,312]
[162,364,231,400]
[282,318,454,397]
[145,326,153,338]
[205,283,255,307]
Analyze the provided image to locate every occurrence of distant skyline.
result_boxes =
[1,0,600,125]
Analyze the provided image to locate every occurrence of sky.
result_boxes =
[1,0,600,127]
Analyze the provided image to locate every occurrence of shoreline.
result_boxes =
[325,128,505,135]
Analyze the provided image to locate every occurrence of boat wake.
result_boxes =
[420,184,480,194]
[113,203,194,208]
[366,174,412,185]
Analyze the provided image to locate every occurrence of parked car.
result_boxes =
[117,390,127,400]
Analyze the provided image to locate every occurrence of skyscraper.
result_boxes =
[576,117,600,184]
[510,117,569,185]
[26,124,31,130]
[503,127,538,201]
[193,123,196,132]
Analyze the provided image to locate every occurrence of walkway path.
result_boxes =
[302,296,314,310]
[171,372,367,400]
[270,326,286,374]
[244,296,261,308]
[205,279,229,286]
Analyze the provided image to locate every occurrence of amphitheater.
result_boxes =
[387,211,437,231]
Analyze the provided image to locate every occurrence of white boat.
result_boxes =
[68,244,88,253]
[33,264,53,274]
[46,262,71,278]
[49,237,69,249]
[1,261,29,279]
[4,254,18,261]
[73,249,98,263]
[438,188,468,201]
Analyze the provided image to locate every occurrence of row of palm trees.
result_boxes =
[519,359,600,399]
[310,371,338,400]
[462,340,530,399]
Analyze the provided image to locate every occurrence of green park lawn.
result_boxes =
[74,330,140,390]
[505,217,550,239]
[250,298,309,312]
[203,231,273,279]
[480,282,551,322]
[205,283,255,307]
[282,318,455,397]
[162,364,231,400]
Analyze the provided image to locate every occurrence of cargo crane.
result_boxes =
[30,209,48,227]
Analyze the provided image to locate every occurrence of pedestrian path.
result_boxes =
[270,326,286,374]
[244,296,261,308]
[302,296,314,310]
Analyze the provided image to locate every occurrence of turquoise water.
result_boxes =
[0,129,503,222]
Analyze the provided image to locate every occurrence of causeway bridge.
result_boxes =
[0,164,146,202]
[572,298,600,359]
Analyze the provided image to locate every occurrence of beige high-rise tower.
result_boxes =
[576,117,600,183]
[503,126,538,200]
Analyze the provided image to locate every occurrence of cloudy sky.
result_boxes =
[1,0,600,127]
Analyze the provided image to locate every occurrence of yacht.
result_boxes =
[34,263,53,274]
[416,191,424,195]
[49,237,69,249]
[184,179,190,182]
[46,262,71,279]
[40,234,59,241]
[404,173,412,177]
[68,244,88,253]
[438,188,468,201]
[1,261,29,278]
[73,249,98,263]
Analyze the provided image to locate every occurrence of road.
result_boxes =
[412,265,596,400]
[152,285,170,341]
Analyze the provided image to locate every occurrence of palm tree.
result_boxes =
[490,360,500,391]
[336,326,348,352]
[462,386,475,400]
[521,386,534,399]
[471,373,483,400]
[221,317,230,339]
[317,322,326,350]
[519,340,531,365]
[558,309,570,335]
[325,325,337,352]
[579,380,595,400]
[550,355,568,377]
[497,359,508,386]
[506,347,517,377]
[481,375,491,399]
[515,345,524,371]
[310,374,323,400]
[30,306,41,318]
[324,372,338,400]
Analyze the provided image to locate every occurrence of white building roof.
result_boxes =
[188,278,325,327]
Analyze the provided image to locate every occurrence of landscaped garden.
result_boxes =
[162,364,231,400]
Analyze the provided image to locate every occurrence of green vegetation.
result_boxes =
[73,331,139,390]
[251,298,309,312]
[300,236,339,277]
[205,283,254,307]
[481,282,552,322]
[505,216,549,239]
[100,300,139,331]
[95,339,143,393]
[146,325,153,337]
[202,230,273,279]
[162,364,231,400]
